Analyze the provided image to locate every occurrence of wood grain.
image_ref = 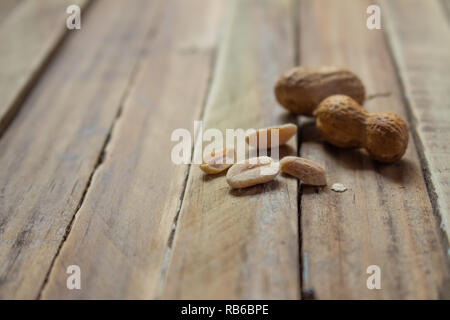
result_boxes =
[298,0,450,299]
[41,0,226,299]
[161,0,300,299]
[0,0,163,299]
[380,0,450,247]
[0,0,89,136]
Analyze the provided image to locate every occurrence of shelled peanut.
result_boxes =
[245,123,297,149]
[226,156,280,189]
[280,157,327,186]
[200,147,235,174]
[226,155,327,189]
[314,95,409,163]
[274,66,365,116]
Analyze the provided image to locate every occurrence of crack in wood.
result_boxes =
[0,0,93,140]
[35,6,162,299]
[155,11,228,298]
[379,1,450,263]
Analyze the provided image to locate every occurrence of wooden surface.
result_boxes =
[0,0,89,136]
[0,0,449,299]
[42,0,225,299]
[161,0,299,299]
[0,0,163,299]
[381,0,450,247]
[298,0,449,300]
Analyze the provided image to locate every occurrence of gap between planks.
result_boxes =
[22,0,447,299]
[379,0,450,258]
[155,28,225,299]
[0,0,92,139]
[40,0,227,299]
[381,15,450,258]
[297,0,449,299]
[160,0,299,299]
[155,1,304,298]
[291,0,307,299]
[154,2,235,298]
[36,2,165,299]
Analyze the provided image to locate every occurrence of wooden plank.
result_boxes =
[0,0,163,299]
[41,0,226,299]
[0,0,89,136]
[380,0,450,247]
[0,0,22,25]
[442,0,450,20]
[161,0,300,299]
[298,0,449,299]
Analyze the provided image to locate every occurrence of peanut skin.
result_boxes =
[275,66,365,116]
[280,156,327,186]
[314,95,409,163]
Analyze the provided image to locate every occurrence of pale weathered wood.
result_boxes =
[41,0,226,299]
[298,0,450,299]
[0,0,163,299]
[161,0,300,299]
[0,0,89,136]
[442,0,450,20]
[0,0,22,24]
[380,0,450,247]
